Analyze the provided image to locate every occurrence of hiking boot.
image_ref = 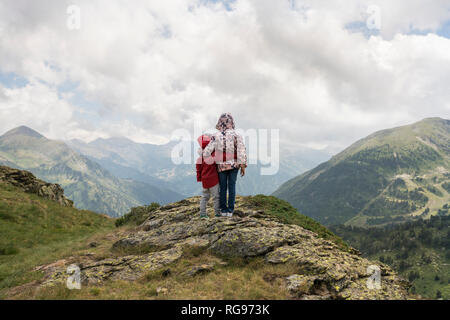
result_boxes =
[200,214,208,219]
[215,212,222,217]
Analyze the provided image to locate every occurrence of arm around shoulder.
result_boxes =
[202,136,217,157]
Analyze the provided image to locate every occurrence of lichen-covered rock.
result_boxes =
[0,166,73,207]
[40,196,413,300]
[265,242,409,299]
[209,225,313,257]
[286,275,316,295]
[338,276,412,300]
[42,247,183,286]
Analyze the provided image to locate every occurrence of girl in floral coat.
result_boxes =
[202,113,247,217]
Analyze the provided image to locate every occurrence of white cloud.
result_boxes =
[0,0,449,153]
[0,80,74,137]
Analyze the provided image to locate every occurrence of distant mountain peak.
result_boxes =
[418,117,449,127]
[420,116,447,122]
[1,126,46,139]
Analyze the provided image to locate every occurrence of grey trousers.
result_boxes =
[200,184,220,215]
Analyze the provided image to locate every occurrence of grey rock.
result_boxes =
[0,166,73,207]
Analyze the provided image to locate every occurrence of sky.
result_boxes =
[0,0,449,154]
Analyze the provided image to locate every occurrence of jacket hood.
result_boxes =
[216,113,235,132]
[197,135,212,149]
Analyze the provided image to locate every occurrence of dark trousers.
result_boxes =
[218,168,239,213]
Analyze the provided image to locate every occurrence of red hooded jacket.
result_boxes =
[196,135,219,189]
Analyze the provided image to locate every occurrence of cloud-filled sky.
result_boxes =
[0,0,449,153]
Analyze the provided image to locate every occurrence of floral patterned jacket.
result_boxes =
[202,129,247,172]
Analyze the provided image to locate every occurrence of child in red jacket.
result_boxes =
[196,134,220,218]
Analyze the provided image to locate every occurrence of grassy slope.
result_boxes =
[274,118,450,226]
[347,171,449,227]
[0,182,115,296]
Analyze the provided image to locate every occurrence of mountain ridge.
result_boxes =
[273,117,450,226]
[0,126,183,217]
[67,135,331,196]
[1,126,45,139]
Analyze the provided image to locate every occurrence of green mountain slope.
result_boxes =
[331,216,450,299]
[273,118,450,226]
[0,126,183,217]
[0,173,114,293]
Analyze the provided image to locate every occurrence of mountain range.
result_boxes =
[0,125,330,217]
[3,117,448,225]
[274,117,450,226]
[67,136,331,196]
[0,126,182,217]
[2,118,449,300]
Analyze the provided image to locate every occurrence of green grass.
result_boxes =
[115,202,160,227]
[245,195,350,252]
[408,264,450,299]
[0,182,115,294]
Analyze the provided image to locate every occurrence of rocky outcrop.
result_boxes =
[0,166,73,207]
[43,247,183,286]
[41,196,413,299]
